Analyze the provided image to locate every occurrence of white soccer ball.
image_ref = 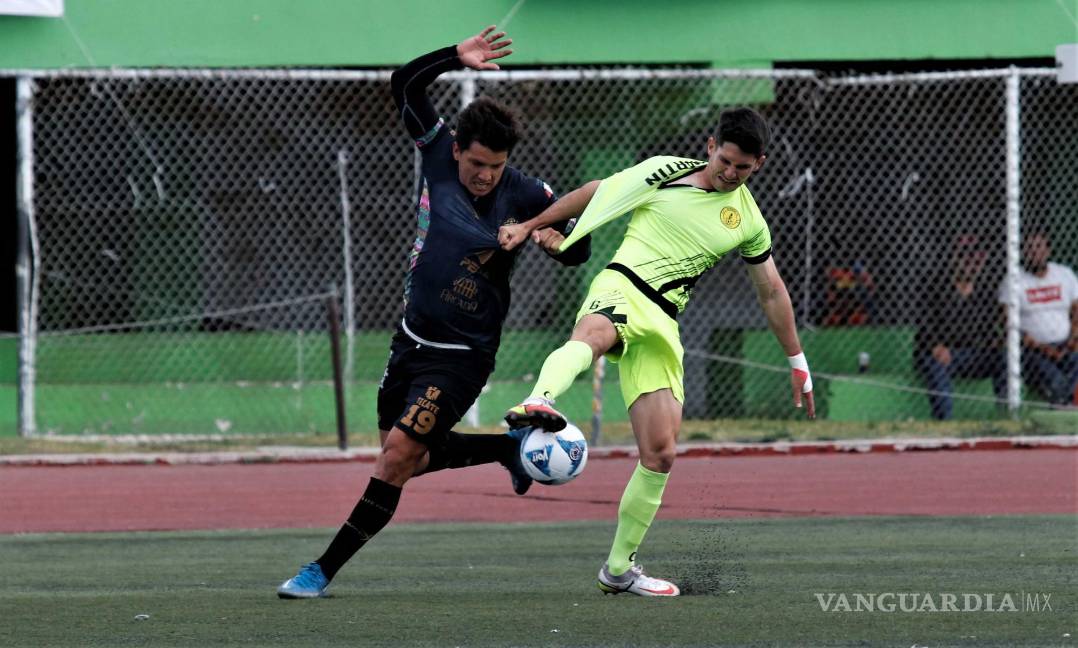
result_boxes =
[519,423,588,485]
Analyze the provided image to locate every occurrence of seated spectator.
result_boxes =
[915,234,1004,420]
[998,229,1078,407]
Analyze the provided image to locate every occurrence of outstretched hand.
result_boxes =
[457,25,513,71]
[498,222,531,251]
[790,368,816,419]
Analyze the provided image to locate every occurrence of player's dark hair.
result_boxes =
[456,96,520,154]
[717,107,770,157]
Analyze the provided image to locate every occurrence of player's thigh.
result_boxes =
[377,345,491,450]
[617,309,685,408]
[569,314,619,360]
[379,372,485,443]
[376,334,416,434]
[575,270,633,360]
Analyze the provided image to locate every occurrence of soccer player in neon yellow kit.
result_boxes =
[498,107,815,597]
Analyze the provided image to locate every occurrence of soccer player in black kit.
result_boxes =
[277,26,590,598]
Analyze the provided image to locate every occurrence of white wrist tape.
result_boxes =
[787,352,813,392]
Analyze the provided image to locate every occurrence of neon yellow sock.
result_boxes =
[607,462,669,576]
[528,340,593,401]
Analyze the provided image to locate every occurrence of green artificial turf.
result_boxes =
[1,516,1074,646]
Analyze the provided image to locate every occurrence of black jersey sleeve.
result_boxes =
[390,45,464,144]
[550,219,591,266]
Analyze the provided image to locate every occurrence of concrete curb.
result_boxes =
[1,435,1075,467]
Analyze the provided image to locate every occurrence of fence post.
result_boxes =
[460,73,477,110]
[326,284,348,450]
[15,76,38,438]
[337,149,356,383]
[1004,67,1022,415]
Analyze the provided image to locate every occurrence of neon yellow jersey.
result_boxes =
[559,156,772,313]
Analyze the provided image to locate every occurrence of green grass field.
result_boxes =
[2,516,1074,647]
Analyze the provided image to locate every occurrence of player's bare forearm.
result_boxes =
[748,256,814,417]
[748,259,802,356]
[499,180,599,250]
[529,181,600,232]
[759,283,802,356]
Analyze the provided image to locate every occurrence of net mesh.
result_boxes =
[8,68,1077,436]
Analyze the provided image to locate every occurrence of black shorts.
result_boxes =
[376,331,495,447]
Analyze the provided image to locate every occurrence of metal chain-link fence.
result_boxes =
[7,67,1076,437]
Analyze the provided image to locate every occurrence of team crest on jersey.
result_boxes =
[720,206,741,229]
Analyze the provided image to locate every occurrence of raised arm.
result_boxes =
[390,26,512,141]
[746,257,815,417]
[501,156,697,252]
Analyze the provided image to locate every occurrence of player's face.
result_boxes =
[705,138,765,193]
[453,141,509,197]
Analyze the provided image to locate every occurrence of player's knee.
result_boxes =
[639,440,676,473]
[375,429,426,486]
[374,449,417,486]
[584,340,609,364]
[571,315,617,359]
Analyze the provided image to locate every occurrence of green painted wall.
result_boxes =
[0,0,1071,69]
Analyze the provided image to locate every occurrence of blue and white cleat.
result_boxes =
[504,426,534,496]
[277,562,329,599]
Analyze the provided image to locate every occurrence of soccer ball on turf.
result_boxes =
[518,423,588,485]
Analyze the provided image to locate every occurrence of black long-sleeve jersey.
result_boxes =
[389,46,590,356]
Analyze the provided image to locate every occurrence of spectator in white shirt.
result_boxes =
[999,229,1078,406]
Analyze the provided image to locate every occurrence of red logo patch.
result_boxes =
[1026,285,1062,304]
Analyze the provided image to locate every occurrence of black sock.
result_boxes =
[417,431,515,475]
[315,477,401,581]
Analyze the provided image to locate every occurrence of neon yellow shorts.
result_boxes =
[576,269,684,407]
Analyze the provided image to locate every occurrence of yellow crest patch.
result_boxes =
[720,206,741,229]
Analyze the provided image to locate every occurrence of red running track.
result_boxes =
[1,449,1075,534]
